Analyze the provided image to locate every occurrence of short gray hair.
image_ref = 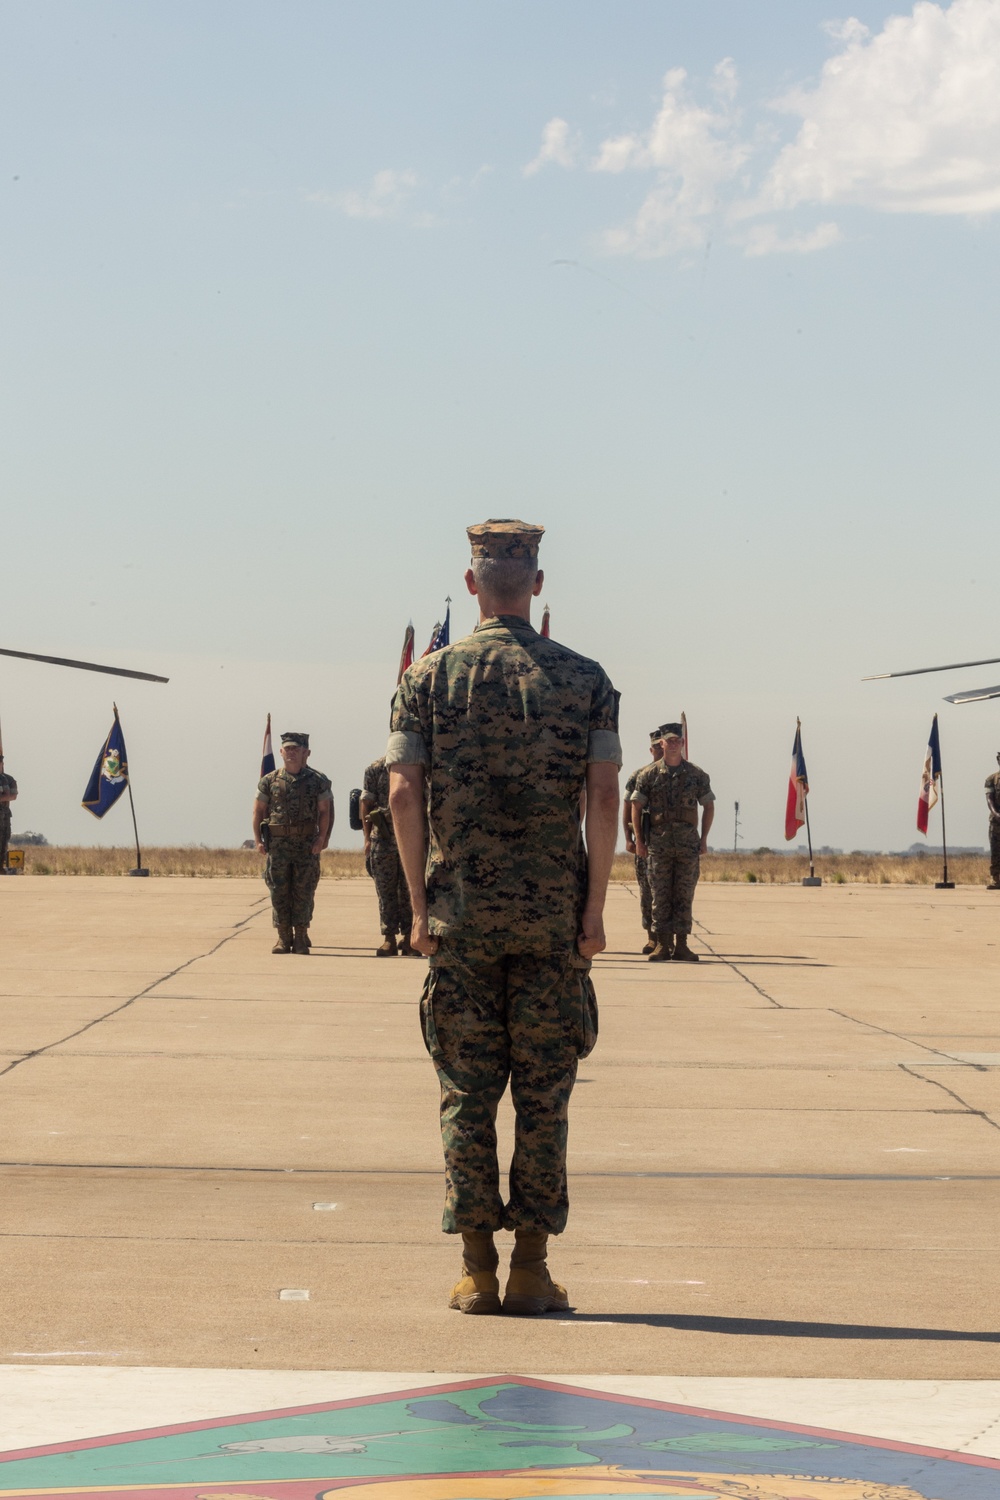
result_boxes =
[471,555,538,603]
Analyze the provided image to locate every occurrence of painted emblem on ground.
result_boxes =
[0,1377,995,1498]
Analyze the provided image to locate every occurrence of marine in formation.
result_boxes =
[388,517,621,1316]
[0,754,17,873]
[986,751,1000,891]
[361,754,415,956]
[623,729,663,954]
[253,732,333,954]
[630,724,715,962]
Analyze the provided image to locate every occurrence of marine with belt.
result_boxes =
[623,729,663,954]
[361,754,415,956]
[388,517,621,1316]
[253,732,333,954]
[631,723,715,962]
[986,752,1000,891]
[0,755,17,873]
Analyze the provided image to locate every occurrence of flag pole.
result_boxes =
[935,726,955,888]
[116,704,148,878]
[799,718,822,887]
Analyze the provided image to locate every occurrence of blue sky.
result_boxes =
[3,0,1000,851]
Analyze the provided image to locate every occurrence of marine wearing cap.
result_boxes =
[658,723,684,739]
[467,519,545,560]
[281,732,309,748]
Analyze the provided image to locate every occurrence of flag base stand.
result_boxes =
[935,880,955,889]
[128,868,149,878]
[802,876,822,887]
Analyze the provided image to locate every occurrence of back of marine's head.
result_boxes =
[466,517,545,614]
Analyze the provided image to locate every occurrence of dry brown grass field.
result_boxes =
[7,846,991,885]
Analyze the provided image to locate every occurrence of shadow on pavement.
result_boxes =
[555,1312,1000,1341]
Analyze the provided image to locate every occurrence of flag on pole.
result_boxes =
[260,713,275,776]
[784,718,809,842]
[540,604,550,639]
[82,708,130,819]
[917,714,942,834]
[421,601,452,657]
[681,711,689,760]
[396,622,415,684]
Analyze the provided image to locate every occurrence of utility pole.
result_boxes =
[733,800,741,853]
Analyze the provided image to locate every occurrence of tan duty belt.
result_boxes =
[650,810,699,828]
[268,822,316,838]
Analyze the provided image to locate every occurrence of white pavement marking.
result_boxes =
[1,1368,1000,1457]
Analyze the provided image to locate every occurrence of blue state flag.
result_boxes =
[82,711,130,819]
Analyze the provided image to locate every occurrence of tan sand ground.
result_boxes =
[1,876,998,1379]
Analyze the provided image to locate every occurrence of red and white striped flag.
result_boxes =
[540,604,550,638]
[260,713,275,776]
[681,711,688,761]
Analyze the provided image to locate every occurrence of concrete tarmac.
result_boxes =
[1,875,999,1379]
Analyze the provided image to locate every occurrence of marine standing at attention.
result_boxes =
[0,755,17,873]
[388,519,621,1316]
[623,730,663,955]
[631,723,715,963]
[986,752,1000,891]
[253,732,333,954]
[361,754,415,956]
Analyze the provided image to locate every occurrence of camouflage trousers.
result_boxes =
[0,809,9,871]
[635,853,652,932]
[420,941,598,1235]
[991,819,1000,882]
[264,839,320,929]
[368,836,412,936]
[648,838,700,937]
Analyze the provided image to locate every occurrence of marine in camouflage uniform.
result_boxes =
[253,732,333,954]
[387,517,621,1316]
[986,754,1000,890]
[361,755,413,955]
[630,724,715,962]
[623,730,663,952]
[0,759,17,873]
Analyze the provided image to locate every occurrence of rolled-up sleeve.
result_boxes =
[587,728,623,765]
[385,730,429,766]
[629,787,648,806]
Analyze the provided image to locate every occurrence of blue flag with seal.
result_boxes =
[82,709,130,819]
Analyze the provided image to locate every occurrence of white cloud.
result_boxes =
[764,0,1000,215]
[820,17,871,45]
[523,118,578,176]
[742,220,843,256]
[309,169,419,220]
[593,62,750,256]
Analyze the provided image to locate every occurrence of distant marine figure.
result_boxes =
[388,516,621,1316]
[631,724,715,962]
[623,729,663,954]
[361,754,415,956]
[253,732,333,954]
[0,754,17,873]
[986,751,1000,890]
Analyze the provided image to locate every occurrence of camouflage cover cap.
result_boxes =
[649,729,661,742]
[658,722,684,739]
[280,731,310,747]
[467,518,545,559]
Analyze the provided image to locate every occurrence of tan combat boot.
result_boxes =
[641,931,655,955]
[673,936,699,962]
[647,933,673,962]
[398,934,418,956]
[272,926,293,954]
[376,935,398,957]
[448,1231,501,1315]
[292,927,310,954]
[502,1230,569,1316]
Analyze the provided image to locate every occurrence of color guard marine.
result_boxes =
[623,729,663,954]
[253,732,333,954]
[986,752,1000,890]
[630,723,715,962]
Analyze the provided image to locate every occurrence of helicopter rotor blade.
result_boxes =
[0,647,169,684]
[863,655,1000,681]
[943,684,1000,705]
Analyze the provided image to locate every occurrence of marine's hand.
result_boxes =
[699,837,708,855]
[577,909,606,960]
[255,841,266,855]
[624,837,636,854]
[311,837,325,855]
[363,838,371,856]
[410,914,439,957]
[634,838,648,860]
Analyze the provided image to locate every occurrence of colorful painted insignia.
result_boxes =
[0,1377,995,1499]
[101,748,125,784]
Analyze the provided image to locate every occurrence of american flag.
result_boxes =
[421,602,451,657]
